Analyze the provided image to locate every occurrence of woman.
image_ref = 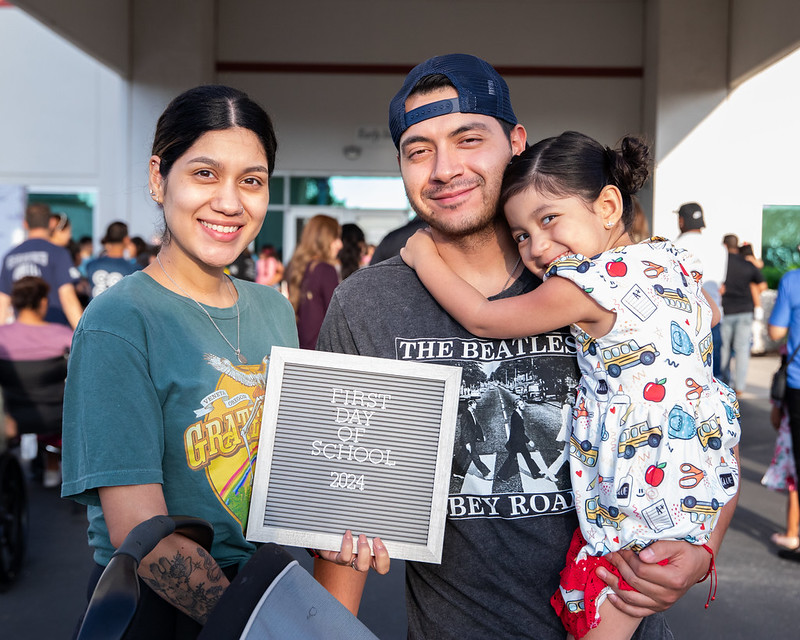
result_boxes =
[255,245,284,288]
[61,86,386,638]
[286,214,342,349]
[0,276,72,487]
[338,222,366,281]
[769,267,800,562]
[50,211,72,248]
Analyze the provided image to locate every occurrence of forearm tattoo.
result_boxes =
[141,546,226,624]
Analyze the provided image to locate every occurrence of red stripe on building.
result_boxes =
[216,61,643,79]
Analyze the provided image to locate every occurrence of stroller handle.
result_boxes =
[114,515,214,565]
[113,515,176,564]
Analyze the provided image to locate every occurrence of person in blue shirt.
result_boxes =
[84,221,142,299]
[768,267,800,561]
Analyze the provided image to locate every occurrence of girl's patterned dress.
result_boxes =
[548,238,741,637]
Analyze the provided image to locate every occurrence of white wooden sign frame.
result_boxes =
[247,346,462,564]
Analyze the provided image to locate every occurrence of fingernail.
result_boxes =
[374,538,384,550]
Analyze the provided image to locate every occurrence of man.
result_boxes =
[316,54,727,638]
[496,398,544,482]
[453,397,491,479]
[720,233,766,394]
[672,202,727,377]
[0,202,82,327]
[369,215,427,264]
[85,221,141,298]
[227,248,257,281]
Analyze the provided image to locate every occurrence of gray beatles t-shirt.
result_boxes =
[318,257,673,640]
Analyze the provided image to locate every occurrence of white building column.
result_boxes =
[644,0,733,247]
[124,0,216,241]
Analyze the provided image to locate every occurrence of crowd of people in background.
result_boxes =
[0,52,798,640]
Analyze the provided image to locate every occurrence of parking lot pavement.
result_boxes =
[664,354,797,638]
[0,355,795,639]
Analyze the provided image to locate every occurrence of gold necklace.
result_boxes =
[156,254,247,364]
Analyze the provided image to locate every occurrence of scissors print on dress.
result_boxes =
[679,462,705,489]
[685,377,709,401]
[642,261,665,279]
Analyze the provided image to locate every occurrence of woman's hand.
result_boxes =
[315,529,390,574]
[400,228,435,270]
[312,530,391,615]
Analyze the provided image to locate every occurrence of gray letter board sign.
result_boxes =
[247,346,461,563]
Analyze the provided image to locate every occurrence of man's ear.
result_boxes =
[509,124,527,156]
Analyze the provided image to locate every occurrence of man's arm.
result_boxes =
[99,483,229,624]
[58,283,83,329]
[768,324,788,342]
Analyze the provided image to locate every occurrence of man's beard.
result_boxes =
[406,177,501,239]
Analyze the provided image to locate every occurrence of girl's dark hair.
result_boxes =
[338,223,366,281]
[152,85,277,179]
[500,131,651,231]
[11,276,49,312]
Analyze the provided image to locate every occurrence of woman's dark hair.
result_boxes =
[152,85,277,179]
[500,131,651,232]
[338,223,366,281]
[11,276,50,312]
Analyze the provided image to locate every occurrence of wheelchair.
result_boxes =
[0,353,69,590]
[76,515,378,640]
[0,431,28,590]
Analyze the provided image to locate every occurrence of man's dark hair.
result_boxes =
[723,234,739,250]
[25,202,52,230]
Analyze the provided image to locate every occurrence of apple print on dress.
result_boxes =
[643,378,667,402]
[645,462,666,486]
[605,258,627,277]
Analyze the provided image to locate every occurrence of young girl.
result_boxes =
[763,397,799,551]
[402,131,741,640]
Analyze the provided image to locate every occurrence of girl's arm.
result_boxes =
[401,230,611,339]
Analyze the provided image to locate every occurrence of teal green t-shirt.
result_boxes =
[61,271,298,567]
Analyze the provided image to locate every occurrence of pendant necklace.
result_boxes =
[157,254,247,364]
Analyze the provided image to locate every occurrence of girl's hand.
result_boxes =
[315,530,390,574]
[400,228,435,270]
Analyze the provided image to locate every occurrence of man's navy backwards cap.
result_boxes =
[389,53,518,148]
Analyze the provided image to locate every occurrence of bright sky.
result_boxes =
[329,176,410,210]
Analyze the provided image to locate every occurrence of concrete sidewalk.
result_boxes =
[663,354,797,638]
[0,355,795,639]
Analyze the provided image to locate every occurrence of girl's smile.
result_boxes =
[504,185,626,278]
